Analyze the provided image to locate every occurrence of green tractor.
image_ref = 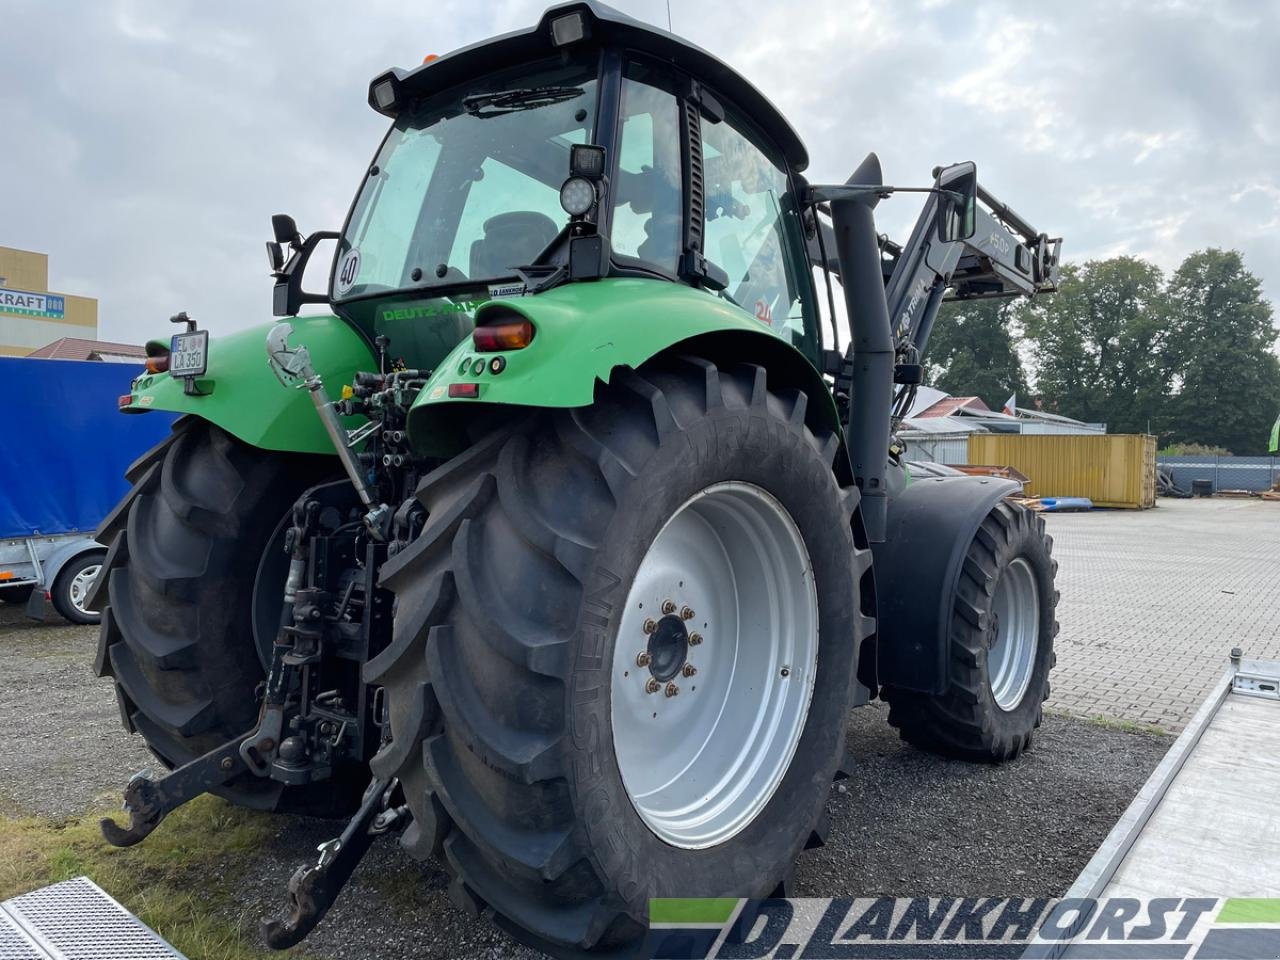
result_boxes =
[92,2,1062,954]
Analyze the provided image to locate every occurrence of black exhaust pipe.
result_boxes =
[829,152,893,542]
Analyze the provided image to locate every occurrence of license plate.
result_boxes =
[170,330,208,378]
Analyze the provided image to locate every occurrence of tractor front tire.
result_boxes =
[371,357,874,955]
[93,417,362,815]
[883,500,1058,762]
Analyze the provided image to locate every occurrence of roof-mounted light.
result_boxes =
[550,11,589,46]
[368,69,408,115]
[372,77,397,111]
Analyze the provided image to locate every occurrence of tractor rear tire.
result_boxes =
[93,417,363,815]
[370,357,874,955]
[882,500,1058,762]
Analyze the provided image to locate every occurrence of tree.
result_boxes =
[1165,249,1280,455]
[1017,257,1172,435]
[924,297,1028,411]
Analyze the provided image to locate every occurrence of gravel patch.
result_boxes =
[0,602,1169,958]
[0,604,152,818]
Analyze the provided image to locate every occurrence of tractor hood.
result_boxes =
[366,0,808,172]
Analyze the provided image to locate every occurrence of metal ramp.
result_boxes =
[0,877,185,960]
[1067,655,1280,902]
[1026,654,1280,958]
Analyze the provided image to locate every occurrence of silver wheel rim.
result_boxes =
[610,481,819,849]
[69,564,102,616]
[988,556,1040,711]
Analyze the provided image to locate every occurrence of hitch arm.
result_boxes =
[100,736,251,847]
[262,778,405,949]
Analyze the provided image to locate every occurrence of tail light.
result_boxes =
[145,355,169,374]
[472,320,534,352]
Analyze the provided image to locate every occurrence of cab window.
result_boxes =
[701,110,814,352]
[611,62,682,274]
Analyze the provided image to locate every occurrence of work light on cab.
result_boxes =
[472,319,534,352]
[559,177,596,216]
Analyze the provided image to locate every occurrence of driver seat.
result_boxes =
[469,211,558,279]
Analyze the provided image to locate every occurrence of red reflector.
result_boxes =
[118,394,133,408]
[472,320,534,352]
[448,383,480,399]
[145,355,169,374]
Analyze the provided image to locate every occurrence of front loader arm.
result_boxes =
[803,156,1062,542]
[884,176,1061,359]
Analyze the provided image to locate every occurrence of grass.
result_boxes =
[0,795,309,960]
[1044,705,1174,736]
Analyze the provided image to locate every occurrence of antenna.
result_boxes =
[665,0,672,30]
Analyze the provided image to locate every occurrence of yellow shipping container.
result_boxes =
[966,434,1157,509]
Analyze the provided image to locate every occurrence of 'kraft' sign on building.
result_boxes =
[0,288,66,319]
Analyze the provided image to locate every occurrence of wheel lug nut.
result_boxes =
[645,678,661,695]
[635,651,652,668]
[689,632,703,645]
[680,606,695,620]
[643,619,657,634]
[662,599,677,615]
[682,663,697,678]
[664,682,679,697]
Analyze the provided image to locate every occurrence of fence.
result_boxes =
[1158,456,1280,493]
[900,435,972,465]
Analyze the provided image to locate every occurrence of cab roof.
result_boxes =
[369,0,809,172]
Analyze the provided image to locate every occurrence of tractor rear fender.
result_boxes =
[870,473,1020,695]
[119,315,376,455]
[406,277,842,461]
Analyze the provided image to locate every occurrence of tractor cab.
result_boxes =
[298,1,821,370]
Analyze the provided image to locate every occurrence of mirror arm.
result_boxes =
[273,230,340,317]
[804,183,963,205]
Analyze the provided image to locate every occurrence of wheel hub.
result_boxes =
[988,556,1041,711]
[69,564,102,616]
[610,481,819,850]
[645,615,689,682]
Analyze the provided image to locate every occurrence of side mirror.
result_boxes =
[271,213,303,246]
[268,215,339,317]
[936,161,977,242]
[266,241,286,276]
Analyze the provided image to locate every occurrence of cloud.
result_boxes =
[1,0,1276,346]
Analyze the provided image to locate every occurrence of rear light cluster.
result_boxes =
[472,319,534,352]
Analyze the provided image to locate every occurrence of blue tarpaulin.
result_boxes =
[0,357,177,539]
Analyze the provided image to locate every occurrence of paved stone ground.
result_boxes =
[1044,497,1280,728]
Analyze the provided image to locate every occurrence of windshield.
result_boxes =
[334,57,598,301]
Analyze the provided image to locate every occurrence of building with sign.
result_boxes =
[0,246,99,356]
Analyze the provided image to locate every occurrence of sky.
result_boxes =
[2,0,1278,346]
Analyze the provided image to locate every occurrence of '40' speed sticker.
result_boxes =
[335,248,361,296]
